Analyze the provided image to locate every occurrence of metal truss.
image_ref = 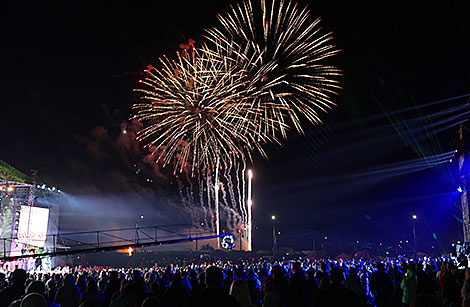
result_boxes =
[1,224,223,261]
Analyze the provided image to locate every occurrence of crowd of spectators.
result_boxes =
[0,256,469,307]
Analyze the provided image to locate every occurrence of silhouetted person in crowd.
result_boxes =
[110,282,140,307]
[20,293,47,307]
[369,262,393,307]
[76,274,87,296]
[45,278,57,306]
[345,267,364,300]
[103,271,121,307]
[79,279,103,307]
[462,268,470,307]
[388,263,402,285]
[315,263,328,282]
[0,269,27,307]
[262,280,280,307]
[271,265,289,306]
[288,262,306,307]
[415,263,433,295]
[246,268,261,305]
[9,280,47,307]
[230,279,255,307]
[141,296,163,307]
[187,266,238,307]
[305,268,319,305]
[54,273,81,307]
[441,261,460,306]
[313,267,362,307]
[400,262,417,307]
[163,272,188,307]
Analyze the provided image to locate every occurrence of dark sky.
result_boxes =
[1,1,469,254]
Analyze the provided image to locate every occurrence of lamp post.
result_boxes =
[272,215,276,259]
[412,214,417,254]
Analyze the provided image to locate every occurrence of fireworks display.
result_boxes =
[205,0,342,139]
[134,0,341,172]
[133,46,269,173]
[132,0,341,246]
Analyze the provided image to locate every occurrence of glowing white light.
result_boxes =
[272,215,276,220]
[17,206,49,247]
[247,169,253,252]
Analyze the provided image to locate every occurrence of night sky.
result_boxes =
[1,1,469,254]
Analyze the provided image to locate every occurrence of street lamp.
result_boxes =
[412,214,417,254]
[272,216,276,259]
[136,215,144,245]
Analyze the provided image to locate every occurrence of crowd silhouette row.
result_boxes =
[0,256,469,307]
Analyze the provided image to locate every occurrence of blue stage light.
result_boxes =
[457,186,463,193]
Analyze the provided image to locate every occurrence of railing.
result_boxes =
[0,223,223,261]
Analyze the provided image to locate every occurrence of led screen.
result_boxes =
[17,206,49,247]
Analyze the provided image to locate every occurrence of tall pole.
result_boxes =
[459,123,470,251]
[312,229,316,252]
[215,158,220,249]
[25,170,37,248]
[247,169,253,251]
[272,215,276,259]
[412,215,417,254]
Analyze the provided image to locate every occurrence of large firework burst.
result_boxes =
[205,0,342,139]
[133,46,271,173]
[133,0,341,172]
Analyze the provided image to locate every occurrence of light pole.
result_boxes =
[136,215,144,252]
[312,229,316,252]
[272,215,276,259]
[412,214,417,254]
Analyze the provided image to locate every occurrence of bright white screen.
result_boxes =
[17,206,49,247]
